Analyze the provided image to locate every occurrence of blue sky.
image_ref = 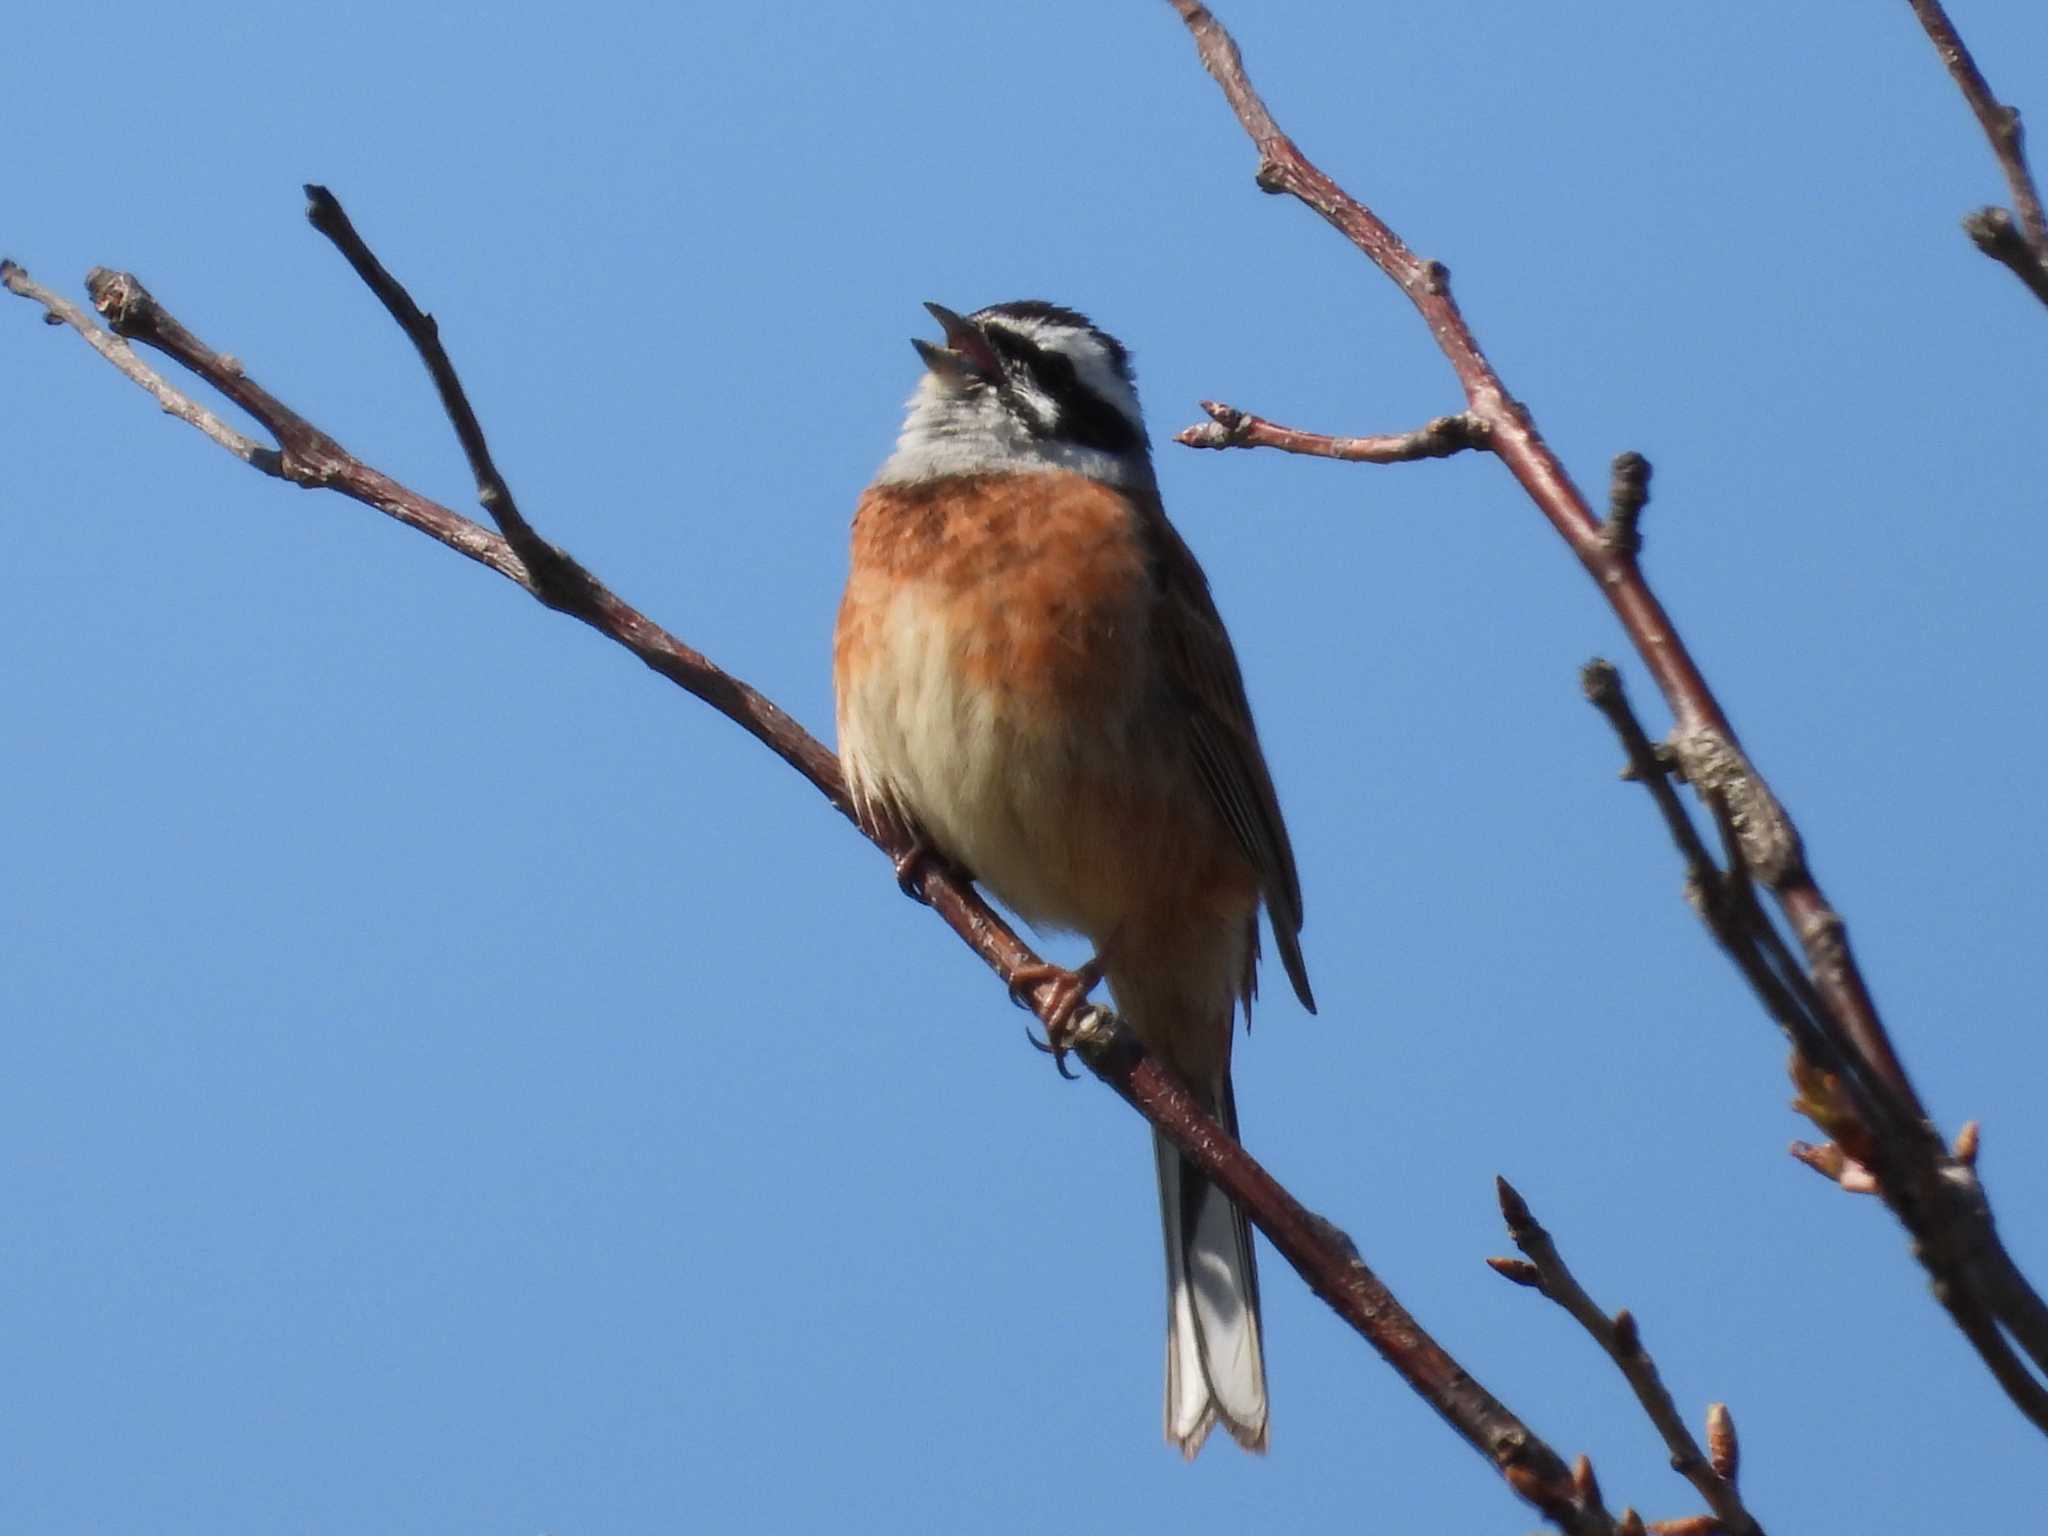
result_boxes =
[5,1,2045,1530]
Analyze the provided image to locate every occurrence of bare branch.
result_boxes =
[1583,660,2048,1435]
[1907,0,2048,304]
[300,184,599,608]
[1168,0,1919,1120]
[8,198,1624,1534]
[1166,0,2048,1434]
[1496,1179,1761,1536]
[1174,401,1490,462]
[76,266,527,585]
[2,260,271,467]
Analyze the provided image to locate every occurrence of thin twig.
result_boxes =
[1961,206,2048,307]
[1,261,270,467]
[1906,0,2048,242]
[1166,0,2048,1432]
[8,206,1611,1534]
[1582,661,2048,1437]
[301,184,602,607]
[77,267,527,584]
[1175,401,1490,462]
[1496,1178,1761,1536]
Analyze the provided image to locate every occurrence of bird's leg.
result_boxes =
[1010,955,1107,1079]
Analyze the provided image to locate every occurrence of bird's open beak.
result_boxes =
[913,301,1001,383]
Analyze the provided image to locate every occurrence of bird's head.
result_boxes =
[878,300,1151,487]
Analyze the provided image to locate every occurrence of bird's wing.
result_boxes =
[1141,492,1315,1014]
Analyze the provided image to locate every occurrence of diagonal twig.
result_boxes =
[1905,0,2048,305]
[1493,1178,1762,1536]
[1,261,270,467]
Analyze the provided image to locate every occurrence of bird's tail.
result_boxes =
[1154,1075,1267,1457]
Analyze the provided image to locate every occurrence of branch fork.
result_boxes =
[1493,1178,1761,1536]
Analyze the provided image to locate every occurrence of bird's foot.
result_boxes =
[1009,957,1105,1080]
[890,840,961,904]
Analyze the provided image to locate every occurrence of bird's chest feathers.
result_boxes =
[835,473,1166,924]
[842,473,1156,732]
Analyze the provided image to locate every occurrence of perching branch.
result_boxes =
[1492,1178,1761,1536]
[1166,0,2048,1437]
[8,195,1636,1532]
[1906,0,2048,306]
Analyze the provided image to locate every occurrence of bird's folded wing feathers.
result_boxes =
[1146,509,1315,1014]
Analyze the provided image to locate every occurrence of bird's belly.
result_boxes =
[839,580,1176,939]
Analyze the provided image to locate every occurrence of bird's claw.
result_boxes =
[1025,1020,1081,1079]
[892,842,941,903]
[1007,958,1105,1080]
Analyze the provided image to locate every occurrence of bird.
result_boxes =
[833,300,1314,1457]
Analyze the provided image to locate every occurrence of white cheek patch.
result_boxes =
[1005,372,1059,435]
[1060,337,1144,439]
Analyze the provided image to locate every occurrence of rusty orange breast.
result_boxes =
[838,471,1156,719]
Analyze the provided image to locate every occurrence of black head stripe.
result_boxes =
[980,322,1145,456]
[975,300,1132,377]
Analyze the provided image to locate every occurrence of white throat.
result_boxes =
[874,374,1140,487]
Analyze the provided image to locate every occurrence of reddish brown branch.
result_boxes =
[1585,667,2048,1438]
[1175,401,1489,462]
[1495,1179,1761,1536]
[8,200,1628,1533]
[1167,2,1914,1115]
[1167,0,2048,1436]
[1,261,270,466]
[1907,0,2048,305]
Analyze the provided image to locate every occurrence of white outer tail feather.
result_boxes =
[1154,1121,1268,1457]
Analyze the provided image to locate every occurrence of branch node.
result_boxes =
[1668,728,1805,889]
